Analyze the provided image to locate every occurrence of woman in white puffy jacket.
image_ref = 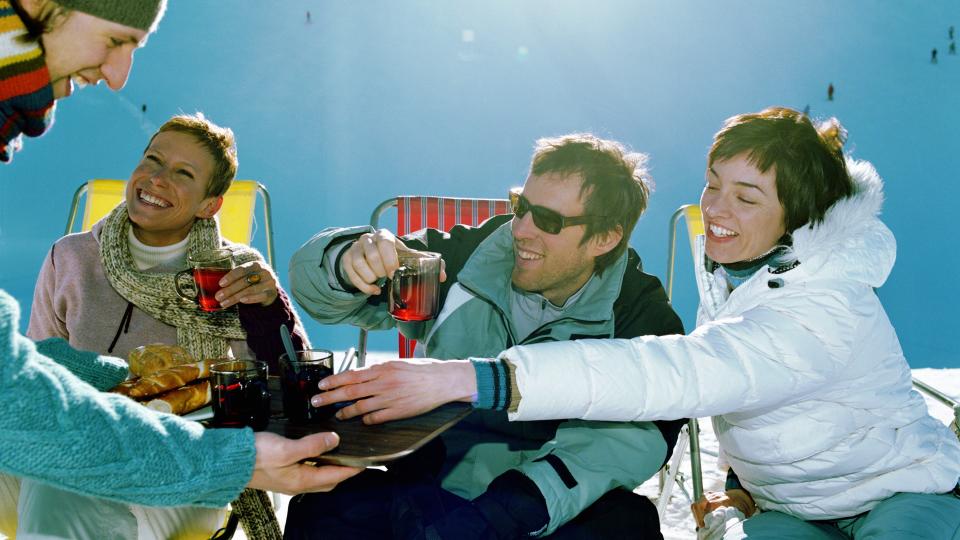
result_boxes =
[316,107,960,539]
[499,107,960,538]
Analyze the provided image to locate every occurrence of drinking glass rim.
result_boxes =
[211,359,267,374]
[397,250,440,261]
[279,349,335,364]
[188,248,235,265]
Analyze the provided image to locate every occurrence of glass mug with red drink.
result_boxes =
[279,349,336,423]
[210,359,271,430]
[388,251,441,322]
[175,248,235,312]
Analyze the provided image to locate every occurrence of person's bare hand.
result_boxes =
[217,261,279,308]
[249,432,361,495]
[691,488,758,529]
[340,230,446,295]
[310,359,476,424]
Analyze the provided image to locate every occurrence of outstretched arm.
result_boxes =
[2,291,358,507]
[310,358,476,424]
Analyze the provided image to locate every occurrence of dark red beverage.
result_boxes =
[280,361,335,423]
[389,273,439,321]
[194,268,229,312]
[211,361,271,430]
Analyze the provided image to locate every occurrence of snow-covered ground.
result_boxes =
[241,366,960,540]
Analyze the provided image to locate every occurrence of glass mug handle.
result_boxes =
[390,265,409,309]
[174,269,198,303]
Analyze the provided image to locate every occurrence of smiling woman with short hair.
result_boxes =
[15,113,311,539]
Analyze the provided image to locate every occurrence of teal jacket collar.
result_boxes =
[456,221,627,324]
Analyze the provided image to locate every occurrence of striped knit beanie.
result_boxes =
[56,0,167,32]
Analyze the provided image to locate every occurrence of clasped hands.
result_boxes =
[691,488,758,530]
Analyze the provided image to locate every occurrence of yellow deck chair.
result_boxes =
[64,179,279,538]
[64,179,275,267]
[662,203,959,516]
[666,204,703,301]
[660,204,707,516]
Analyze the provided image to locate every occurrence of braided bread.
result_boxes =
[125,359,217,399]
[146,380,212,415]
[128,344,196,377]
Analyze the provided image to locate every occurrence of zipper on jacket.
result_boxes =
[520,316,608,345]
[458,282,518,348]
[459,281,609,348]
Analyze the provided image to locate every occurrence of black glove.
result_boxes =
[391,470,549,540]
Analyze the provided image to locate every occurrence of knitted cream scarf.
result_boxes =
[99,203,260,361]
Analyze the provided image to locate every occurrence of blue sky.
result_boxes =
[2,1,958,367]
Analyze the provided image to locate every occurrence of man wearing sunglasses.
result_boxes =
[289,133,684,539]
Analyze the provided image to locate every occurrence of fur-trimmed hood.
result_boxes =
[789,159,896,288]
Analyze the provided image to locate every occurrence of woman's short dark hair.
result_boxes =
[708,107,854,232]
[530,133,652,274]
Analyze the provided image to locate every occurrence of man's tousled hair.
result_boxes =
[530,133,652,274]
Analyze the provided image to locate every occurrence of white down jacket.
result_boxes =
[499,160,960,520]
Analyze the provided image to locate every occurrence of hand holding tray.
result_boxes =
[261,374,470,467]
[266,402,471,468]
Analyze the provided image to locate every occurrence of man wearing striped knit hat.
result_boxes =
[1,2,363,538]
[1,0,166,162]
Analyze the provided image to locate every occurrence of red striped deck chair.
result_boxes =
[359,196,511,364]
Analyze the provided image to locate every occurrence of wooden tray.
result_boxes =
[265,402,471,468]
[262,376,471,467]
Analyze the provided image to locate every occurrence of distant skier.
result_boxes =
[950,25,955,40]
[950,41,956,55]
[141,104,147,113]
[932,48,938,63]
[827,83,834,101]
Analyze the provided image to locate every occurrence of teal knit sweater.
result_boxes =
[0,290,255,507]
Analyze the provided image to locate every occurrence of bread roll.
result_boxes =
[111,379,139,397]
[126,358,218,398]
[127,360,214,399]
[128,344,195,377]
[111,358,218,399]
[146,381,211,415]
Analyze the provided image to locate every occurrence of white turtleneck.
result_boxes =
[127,228,189,271]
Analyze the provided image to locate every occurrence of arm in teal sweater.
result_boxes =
[33,337,128,391]
[0,291,254,508]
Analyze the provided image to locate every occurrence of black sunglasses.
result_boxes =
[509,188,605,234]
